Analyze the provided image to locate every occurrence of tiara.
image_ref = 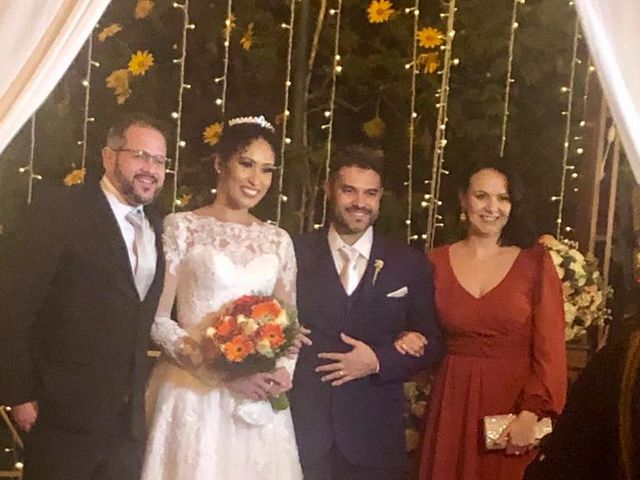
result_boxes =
[227,115,275,132]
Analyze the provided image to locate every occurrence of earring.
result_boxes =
[459,211,467,222]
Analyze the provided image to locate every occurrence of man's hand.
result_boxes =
[10,401,38,432]
[316,333,379,386]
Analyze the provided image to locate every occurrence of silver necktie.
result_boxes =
[125,208,155,299]
[339,245,360,296]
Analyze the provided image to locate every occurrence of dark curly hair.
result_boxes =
[213,120,277,165]
[458,159,537,248]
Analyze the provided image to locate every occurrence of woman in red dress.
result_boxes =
[399,160,567,480]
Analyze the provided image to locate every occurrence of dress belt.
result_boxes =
[447,336,529,359]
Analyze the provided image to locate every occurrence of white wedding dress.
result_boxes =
[141,212,303,480]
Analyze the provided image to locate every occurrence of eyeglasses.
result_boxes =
[111,148,170,167]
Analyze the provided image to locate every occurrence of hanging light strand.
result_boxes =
[79,31,99,172]
[404,0,420,243]
[555,16,580,237]
[18,114,42,205]
[274,0,297,225]
[426,0,457,249]
[220,0,233,114]
[319,0,343,228]
[499,0,524,157]
[170,0,192,212]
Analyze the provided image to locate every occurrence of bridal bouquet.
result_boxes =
[539,235,611,341]
[201,295,299,410]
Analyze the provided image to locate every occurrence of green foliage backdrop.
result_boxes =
[0,0,582,246]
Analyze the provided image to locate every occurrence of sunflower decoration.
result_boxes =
[175,193,193,208]
[241,23,254,51]
[63,168,86,186]
[105,68,132,104]
[223,13,237,36]
[203,122,224,146]
[417,27,444,49]
[97,23,122,42]
[416,52,440,74]
[274,112,285,125]
[362,116,386,138]
[128,50,154,76]
[134,0,155,20]
[367,0,395,24]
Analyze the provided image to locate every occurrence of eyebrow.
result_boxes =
[239,155,277,167]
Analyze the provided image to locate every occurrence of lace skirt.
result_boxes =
[141,360,303,480]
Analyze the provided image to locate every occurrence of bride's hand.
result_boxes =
[227,372,276,401]
[176,335,203,368]
[269,367,292,396]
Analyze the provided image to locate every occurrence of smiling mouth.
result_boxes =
[240,186,259,197]
[135,175,157,187]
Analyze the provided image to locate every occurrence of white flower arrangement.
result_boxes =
[539,235,612,341]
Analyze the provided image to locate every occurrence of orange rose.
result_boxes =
[223,335,255,362]
[251,300,281,319]
[258,323,285,349]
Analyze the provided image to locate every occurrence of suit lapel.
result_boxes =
[83,182,139,299]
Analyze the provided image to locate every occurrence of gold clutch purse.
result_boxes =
[483,414,552,450]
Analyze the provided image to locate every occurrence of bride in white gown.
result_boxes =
[141,116,303,480]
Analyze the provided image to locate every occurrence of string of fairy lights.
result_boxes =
[404,0,420,243]
[499,0,525,157]
[217,0,233,115]
[17,114,40,205]
[80,31,98,172]
[425,0,458,249]
[168,0,193,213]
[318,0,343,229]
[273,0,297,226]
[553,16,580,238]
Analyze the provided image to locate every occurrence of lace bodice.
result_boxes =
[151,211,297,361]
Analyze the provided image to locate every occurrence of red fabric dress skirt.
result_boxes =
[418,244,567,480]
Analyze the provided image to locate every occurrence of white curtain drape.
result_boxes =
[575,0,640,183]
[0,0,111,154]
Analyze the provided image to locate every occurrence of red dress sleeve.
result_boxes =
[518,245,567,418]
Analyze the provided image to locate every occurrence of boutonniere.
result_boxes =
[373,259,384,285]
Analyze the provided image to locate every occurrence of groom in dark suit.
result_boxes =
[290,145,445,480]
[0,113,168,480]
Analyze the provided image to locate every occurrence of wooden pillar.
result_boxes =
[574,73,608,253]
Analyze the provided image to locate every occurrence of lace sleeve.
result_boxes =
[273,229,298,375]
[150,214,194,363]
[273,229,297,307]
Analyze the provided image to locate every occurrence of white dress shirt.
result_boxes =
[100,176,157,274]
[327,224,373,290]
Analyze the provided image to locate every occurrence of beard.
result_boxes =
[332,205,378,234]
[114,161,160,206]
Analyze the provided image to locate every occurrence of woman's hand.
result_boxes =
[394,331,428,357]
[287,326,313,357]
[497,410,538,455]
[269,367,293,396]
[176,335,203,368]
[227,372,278,401]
